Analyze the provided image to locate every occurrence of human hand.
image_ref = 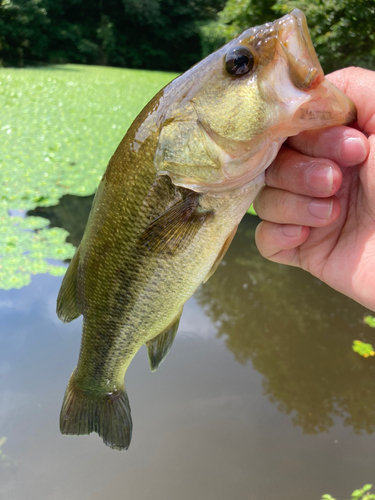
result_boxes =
[254,67,375,310]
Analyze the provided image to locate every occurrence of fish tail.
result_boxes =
[60,372,132,451]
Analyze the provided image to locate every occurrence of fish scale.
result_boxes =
[57,9,356,450]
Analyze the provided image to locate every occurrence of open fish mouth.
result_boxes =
[269,9,356,130]
[276,9,324,90]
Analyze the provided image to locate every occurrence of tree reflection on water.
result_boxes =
[196,216,375,435]
[30,195,375,435]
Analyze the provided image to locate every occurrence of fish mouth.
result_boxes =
[273,9,356,130]
[276,9,324,91]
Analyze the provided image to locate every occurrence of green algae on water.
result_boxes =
[0,64,177,289]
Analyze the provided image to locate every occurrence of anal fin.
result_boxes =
[146,309,183,372]
[56,246,81,323]
[203,225,238,283]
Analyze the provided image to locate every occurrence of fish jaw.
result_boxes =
[291,78,357,132]
[276,8,324,90]
[259,9,356,134]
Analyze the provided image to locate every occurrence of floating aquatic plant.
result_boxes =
[351,316,375,358]
[352,340,375,358]
[322,484,375,500]
[0,64,177,289]
[364,315,375,328]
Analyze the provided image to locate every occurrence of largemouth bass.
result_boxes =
[57,9,356,450]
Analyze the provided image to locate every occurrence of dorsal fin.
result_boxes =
[56,246,81,323]
[146,309,183,372]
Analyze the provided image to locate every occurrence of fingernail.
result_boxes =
[282,225,302,237]
[308,199,333,219]
[340,134,368,163]
[306,164,333,193]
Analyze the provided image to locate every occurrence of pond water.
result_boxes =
[1,196,375,500]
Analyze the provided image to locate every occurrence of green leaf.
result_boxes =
[18,216,50,230]
[0,65,177,290]
[362,485,373,493]
[351,486,374,499]
[247,204,257,216]
[48,265,68,277]
[352,340,375,358]
[352,490,363,499]
[364,316,375,328]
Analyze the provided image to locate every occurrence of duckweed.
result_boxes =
[352,340,375,358]
[0,64,177,289]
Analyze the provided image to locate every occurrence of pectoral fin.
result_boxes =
[146,309,183,372]
[56,246,81,323]
[138,190,213,255]
[203,225,238,283]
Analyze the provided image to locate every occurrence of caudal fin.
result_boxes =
[60,373,132,451]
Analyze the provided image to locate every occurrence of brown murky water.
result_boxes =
[1,196,375,500]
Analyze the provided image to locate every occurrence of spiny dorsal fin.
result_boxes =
[56,246,81,323]
[146,309,183,372]
[138,191,213,255]
[203,225,238,283]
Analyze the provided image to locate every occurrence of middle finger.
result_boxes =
[254,187,341,227]
[265,146,342,197]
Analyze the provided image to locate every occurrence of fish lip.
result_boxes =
[275,9,324,91]
[280,44,323,90]
[268,9,357,129]
[292,78,357,131]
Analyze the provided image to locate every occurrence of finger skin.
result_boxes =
[328,67,375,134]
[255,221,309,263]
[328,68,375,211]
[255,68,371,271]
[255,68,375,311]
[286,126,369,167]
[286,68,373,166]
[265,146,342,197]
[254,187,341,227]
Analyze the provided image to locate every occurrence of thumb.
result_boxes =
[328,67,375,217]
[327,67,375,134]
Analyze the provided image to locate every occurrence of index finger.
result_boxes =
[286,126,369,167]
[286,67,374,165]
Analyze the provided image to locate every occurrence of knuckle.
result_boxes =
[301,131,317,157]
[266,148,291,188]
[277,190,294,220]
[255,222,273,258]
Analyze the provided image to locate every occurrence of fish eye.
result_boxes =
[224,47,255,76]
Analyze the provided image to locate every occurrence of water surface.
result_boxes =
[1,199,375,500]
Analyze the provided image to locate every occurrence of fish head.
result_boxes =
[155,9,356,192]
